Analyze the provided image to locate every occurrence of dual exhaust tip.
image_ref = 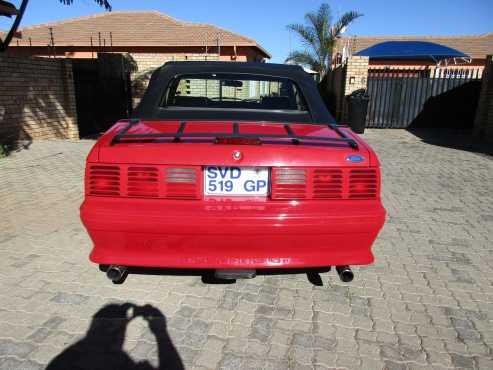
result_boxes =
[104,265,353,283]
[106,265,128,284]
[335,265,354,283]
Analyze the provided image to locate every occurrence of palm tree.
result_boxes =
[286,3,362,79]
[59,0,112,10]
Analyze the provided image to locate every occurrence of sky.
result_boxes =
[1,0,492,63]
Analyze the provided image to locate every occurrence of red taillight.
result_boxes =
[88,165,120,196]
[312,169,343,199]
[127,167,159,198]
[87,164,201,199]
[271,167,379,200]
[349,169,378,199]
[165,167,200,199]
[271,168,307,199]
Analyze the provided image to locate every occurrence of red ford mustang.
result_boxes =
[80,61,386,283]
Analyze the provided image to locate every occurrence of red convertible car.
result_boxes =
[80,62,386,283]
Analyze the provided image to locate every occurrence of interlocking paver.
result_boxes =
[1,130,493,369]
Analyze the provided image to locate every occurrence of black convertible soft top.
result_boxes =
[132,61,335,124]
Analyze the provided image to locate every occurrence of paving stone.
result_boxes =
[26,327,52,344]
[0,132,492,367]
[219,353,243,369]
[50,292,89,305]
[0,357,43,370]
[449,353,475,369]
[249,316,274,342]
[196,338,225,369]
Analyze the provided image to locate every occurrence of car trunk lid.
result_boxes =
[98,120,371,168]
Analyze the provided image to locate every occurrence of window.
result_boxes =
[162,73,308,112]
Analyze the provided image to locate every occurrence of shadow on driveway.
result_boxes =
[407,128,493,157]
[45,303,183,370]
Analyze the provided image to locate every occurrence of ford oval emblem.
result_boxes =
[347,155,364,163]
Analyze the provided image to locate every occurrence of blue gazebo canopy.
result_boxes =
[354,41,470,62]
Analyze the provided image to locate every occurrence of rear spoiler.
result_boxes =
[110,119,359,149]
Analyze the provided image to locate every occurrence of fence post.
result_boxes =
[341,56,369,123]
[474,55,493,142]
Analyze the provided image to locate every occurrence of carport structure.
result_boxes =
[352,41,482,129]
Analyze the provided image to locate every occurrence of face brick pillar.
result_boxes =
[341,56,369,122]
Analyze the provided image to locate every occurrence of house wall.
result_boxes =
[326,56,369,122]
[344,56,370,96]
[0,55,78,145]
[474,55,493,142]
[128,52,221,107]
[6,45,265,108]
[126,47,261,107]
[5,45,259,62]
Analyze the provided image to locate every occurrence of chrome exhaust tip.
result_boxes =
[336,265,354,282]
[106,265,127,283]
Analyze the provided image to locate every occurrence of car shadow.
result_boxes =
[110,266,331,286]
[45,303,184,370]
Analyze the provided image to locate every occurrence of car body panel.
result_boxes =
[81,197,385,268]
[96,120,372,167]
[80,61,386,272]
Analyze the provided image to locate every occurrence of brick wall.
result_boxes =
[344,56,369,96]
[474,55,493,142]
[327,56,369,122]
[129,52,219,107]
[0,55,78,144]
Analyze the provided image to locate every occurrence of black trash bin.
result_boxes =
[347,89,370,134]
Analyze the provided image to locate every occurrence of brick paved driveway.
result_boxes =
[1,130,492,370]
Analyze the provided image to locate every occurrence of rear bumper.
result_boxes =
[80,197,386,269]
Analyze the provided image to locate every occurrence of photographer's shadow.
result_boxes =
[46,303,184,370]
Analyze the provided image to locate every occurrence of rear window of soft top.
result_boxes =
[161,73,308,112]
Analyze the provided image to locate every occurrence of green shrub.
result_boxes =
[0,144,11,158]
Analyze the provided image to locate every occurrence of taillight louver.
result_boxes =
[271,168,307,199]
[127,166,159,198]
[165,167,199,199]
[89,165,120,196]
[312,169,343,199]
[349,169,378,199]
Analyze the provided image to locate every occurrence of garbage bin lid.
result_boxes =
[349,88,369,98]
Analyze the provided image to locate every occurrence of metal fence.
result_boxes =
[366,68,483,128]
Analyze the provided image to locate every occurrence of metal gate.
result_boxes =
[73,53,134,138]
[366,68,482,128]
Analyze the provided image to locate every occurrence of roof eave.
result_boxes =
[9,41,272,57]
[253,44,271,59]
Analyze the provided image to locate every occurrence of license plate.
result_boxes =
[204,166,269,196]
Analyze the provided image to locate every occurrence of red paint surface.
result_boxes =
[81,120,386,269]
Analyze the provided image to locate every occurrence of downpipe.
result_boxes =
[106,265,128,283]
[336,265,354,282]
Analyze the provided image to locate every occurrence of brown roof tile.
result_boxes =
[8,11,271,57]
[337,33,493,59]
